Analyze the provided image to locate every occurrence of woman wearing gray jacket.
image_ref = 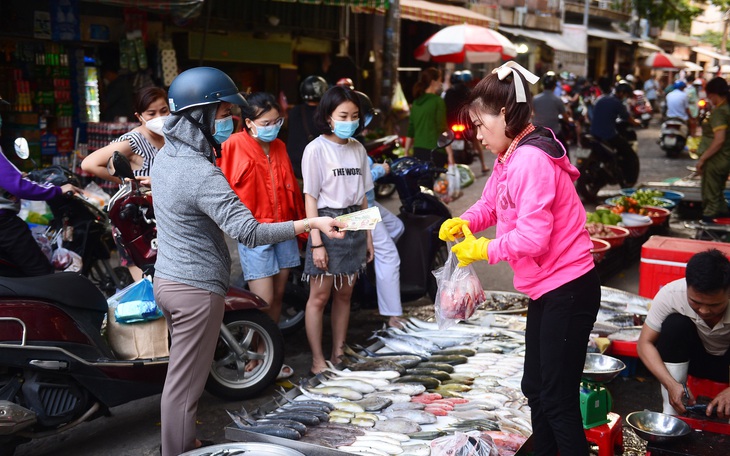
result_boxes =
[150,67,344,456]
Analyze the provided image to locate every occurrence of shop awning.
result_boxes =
[692,46,730,62]
[81,0,205,20]
[400,0,498,29]
[683,61,704,72]
[587,27,638,44]
[499,26,584,54]
[639,41,663,52]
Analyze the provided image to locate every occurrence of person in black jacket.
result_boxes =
[287,75,328,179]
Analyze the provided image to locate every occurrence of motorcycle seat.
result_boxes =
[0,272,108,313]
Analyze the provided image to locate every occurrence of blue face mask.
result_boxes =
[213,116,234,143]
[331,119,359,139]
[251,123,282,143]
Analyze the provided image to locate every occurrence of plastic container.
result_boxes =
[620,188,684,205]
[620,213,652,238]
[639,235,730,298]
[643,206,671,225]
[593,225,630,249]
[590,238,611,263]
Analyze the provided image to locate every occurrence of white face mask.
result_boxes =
[144,115,168,136]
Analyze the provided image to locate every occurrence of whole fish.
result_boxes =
[346,359,407,375]
[376,383,426,396]
[241,424,302,440]
[433,347,477,357]
[332,401,366,413]
[254,418,308,435]
[298,387,353,404]
[394,375,441,389]
[405,368,451,381]
[362,430,412,442]
[383,328,443,351]
[350,417,376,428]
[414,362,454,373]
[348,438,404,454]
[371,336,431,357]
[344,345,425,368]
[317,378,376,394]
[263,412,320,426]
[434,383,471,392]
[427,354,469,365]
[308,385,363,401]
[337,445,390,456]
[382,409,437,425]
[271,406,330,422]
[355,395,396,410]
[373,417,422,435]
[324,362,401,380]
[384,402,425,412]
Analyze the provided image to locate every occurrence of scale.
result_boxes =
[579,354,626,429]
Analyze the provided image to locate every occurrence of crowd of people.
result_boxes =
[3,59,730,456]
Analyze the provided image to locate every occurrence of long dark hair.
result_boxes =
[413,67,441,99]
[466,71,533,139]
[134,86,168,114]
[313,86,361,135]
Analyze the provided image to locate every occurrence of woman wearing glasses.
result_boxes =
[218,92,305,380]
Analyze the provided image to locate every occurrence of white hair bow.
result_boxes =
[492,61,539,103]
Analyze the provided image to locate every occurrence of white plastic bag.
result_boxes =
[430,431,499,456]
[51,237,82,272]
[446,164,462,198]
[432,241,487,329]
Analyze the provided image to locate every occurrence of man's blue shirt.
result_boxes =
[590,96,629,140]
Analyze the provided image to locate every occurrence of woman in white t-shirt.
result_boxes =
[301,86,374,374]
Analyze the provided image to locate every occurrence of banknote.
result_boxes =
[334,206,382,231]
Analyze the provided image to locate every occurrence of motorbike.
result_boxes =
[364,134,400,199]
[279,132,454,334]
[575,120,640,202]
[0,153,286,456]
[659,117,689,158]
[0,139,131,296]
[449,123,479,165]
[631,90,653,128]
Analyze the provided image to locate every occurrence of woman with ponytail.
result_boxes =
[404,67,454,167]
[696,77,730,222]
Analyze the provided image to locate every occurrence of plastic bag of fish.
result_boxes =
[432,243,487,328]
[430,430,499,456]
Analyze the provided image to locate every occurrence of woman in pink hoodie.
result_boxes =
[439,62,600,456]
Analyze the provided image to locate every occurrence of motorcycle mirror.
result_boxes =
[437,130,455,149]
[107,151,136,180]
[14,137,30,160]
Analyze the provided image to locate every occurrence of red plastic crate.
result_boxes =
[639,236,730,298]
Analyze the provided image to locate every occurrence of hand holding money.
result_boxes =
[334,206,382,231]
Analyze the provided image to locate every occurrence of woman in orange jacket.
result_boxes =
[218,92,305,379]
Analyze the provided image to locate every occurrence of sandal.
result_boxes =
[387,316,408,329]
[276,364,294,380]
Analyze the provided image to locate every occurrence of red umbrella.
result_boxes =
[644,51,683,70]
[414,24,517,64]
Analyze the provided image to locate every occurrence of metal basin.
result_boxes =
[180,442,306,455]
[626,410,692,443]
[582,353,626,383]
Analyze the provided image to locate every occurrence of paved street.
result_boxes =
[15,117,699,455]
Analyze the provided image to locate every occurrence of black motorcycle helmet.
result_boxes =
[354,90,376,131]
[615,81,633,98]
[542,71,557,90]
[300,75,328,102]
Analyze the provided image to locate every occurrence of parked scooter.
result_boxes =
[575,120,640,202]
[279,132,454,334]
[631,90,653,128]
[659,117,689,158]
[1,139,131,295]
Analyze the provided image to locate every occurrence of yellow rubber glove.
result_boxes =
[451,225,490,267]
[439,217,470,242]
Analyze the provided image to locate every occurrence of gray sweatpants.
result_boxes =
[154,277,225,456]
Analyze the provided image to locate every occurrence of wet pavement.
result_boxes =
[14,118,704,455]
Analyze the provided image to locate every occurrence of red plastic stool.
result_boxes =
[584,412,623,456]
[687,374,729,399]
